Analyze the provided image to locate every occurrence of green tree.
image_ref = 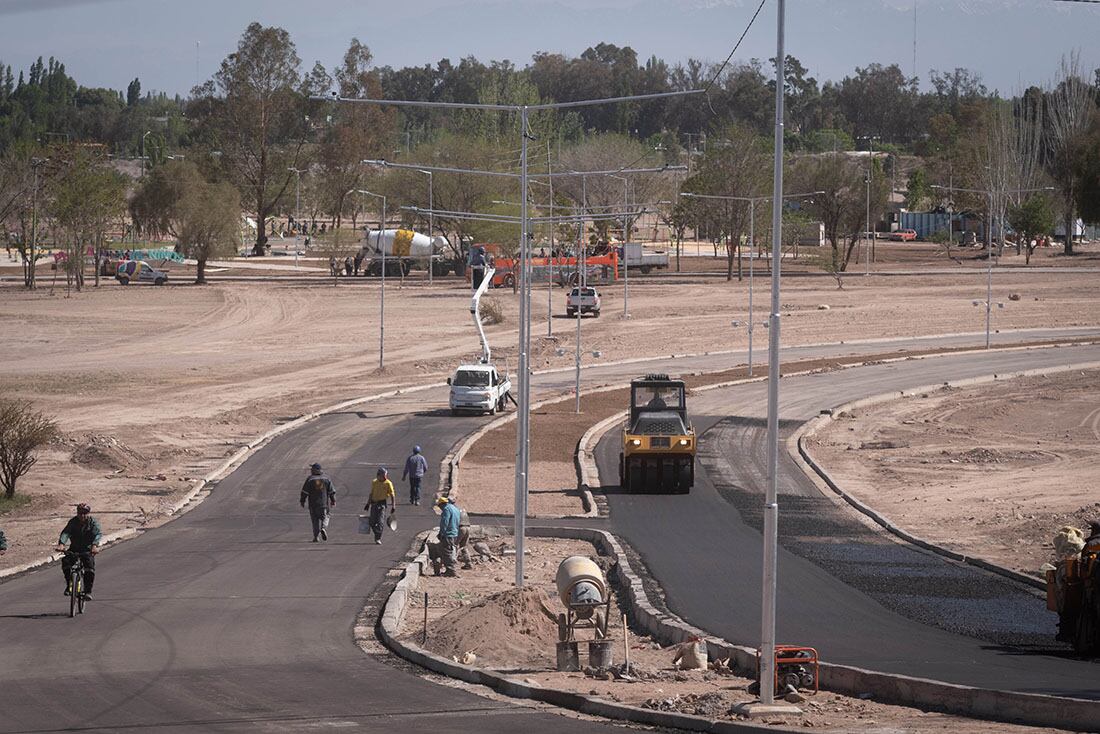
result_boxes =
[131,160,241,283]
[49,150,126,290]
[1008,194,1055,264]
[179,181,241,284]
[189,23,311,255]
[796,154,888,272]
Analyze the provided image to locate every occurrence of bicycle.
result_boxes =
[64,551,88,618]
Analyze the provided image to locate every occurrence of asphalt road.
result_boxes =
[1,328,1098,731]
[595,342,1100,699]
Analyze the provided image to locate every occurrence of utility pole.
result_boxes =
[547,139,555,337]
[288,167,303,267]
[141,130,151,178]
[28,158,45,290]
[418,169,433,284]
[355,189,388,368]
[760,0,786,709]
[932,183,1053,348]
[680,190,822,379]
[608,174,630,317]
[858,135,879,275]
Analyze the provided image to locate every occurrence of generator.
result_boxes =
[619,374,695,493]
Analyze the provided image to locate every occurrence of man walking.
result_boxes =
[300,463,336,542]
[436,496,461,577]
[365,467,396,544]
[402,446,428,505]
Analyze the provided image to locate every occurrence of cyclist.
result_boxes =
[55,503,101,600]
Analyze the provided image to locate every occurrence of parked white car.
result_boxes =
[115,260,169,286]
[448,364,512,416]
[566,286,601,317]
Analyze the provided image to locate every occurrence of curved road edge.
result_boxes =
[792,359,1100,591]
[0,379,445,583]
[373,526,1100,731]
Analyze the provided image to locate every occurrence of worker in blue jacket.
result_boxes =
[436,496,461,577]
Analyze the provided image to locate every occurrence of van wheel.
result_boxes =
[641,265,652,274]
[118,277,130,286]
[154,277,166,286]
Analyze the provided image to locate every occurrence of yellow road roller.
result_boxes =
[619,373,695,493]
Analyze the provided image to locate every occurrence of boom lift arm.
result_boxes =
[470,267,497,364]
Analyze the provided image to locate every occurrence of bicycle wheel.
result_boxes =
[76,571,86,615]
[69,569,79,618]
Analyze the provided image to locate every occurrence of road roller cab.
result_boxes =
[619,374,695,493]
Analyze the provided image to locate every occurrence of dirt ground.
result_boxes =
[3,250,1100,572]
[808,370,1100,575]
[398,533,1072,733]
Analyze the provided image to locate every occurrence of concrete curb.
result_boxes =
[1,380,446,582]
[376,526,796,734]
[377,525,1100,732]
[794,359,1100,590]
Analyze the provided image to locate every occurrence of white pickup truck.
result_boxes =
[448,364,512,416]
[621,242,669,273]
[566,286,601,317]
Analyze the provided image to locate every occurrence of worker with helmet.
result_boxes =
[55,503,102,600]
[1085,521,1100,555]
[364,468,396,544]
[402,445,428,506]
[300,463,337,542]
[436,495,461,577]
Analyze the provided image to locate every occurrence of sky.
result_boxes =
[0,0,1097,97]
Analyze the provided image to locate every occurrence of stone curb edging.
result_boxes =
[377,525,1100,732]
[377,526,797,734]
[794,359,1100,591]
[0,380,447,582]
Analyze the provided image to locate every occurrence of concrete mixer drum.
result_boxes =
[555,556,611,642]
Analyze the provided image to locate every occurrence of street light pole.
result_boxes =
[355,189,388,368]
[680,190,821,379]
[931,183,1053,349]
[761,0,786,707]
[515,105,531,586]
[141,130,151,178]
[547,139,555,337]
[288,167,303,267]
[858,135,879,275]
[607,174,632,317]
[418,169,434,284]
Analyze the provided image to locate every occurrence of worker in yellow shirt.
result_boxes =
[364,467,396,544]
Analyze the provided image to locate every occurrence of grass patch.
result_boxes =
[0,493,32,515]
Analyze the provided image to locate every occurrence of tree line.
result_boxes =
[2,21,1099,283]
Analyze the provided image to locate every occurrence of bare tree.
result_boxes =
[0,398,59,500]
[796,154,888,272]
[1044,53,1096,256]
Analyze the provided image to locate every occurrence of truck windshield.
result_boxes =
[454,370,490,387]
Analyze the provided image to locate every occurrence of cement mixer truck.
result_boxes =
[358,229,463,277]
